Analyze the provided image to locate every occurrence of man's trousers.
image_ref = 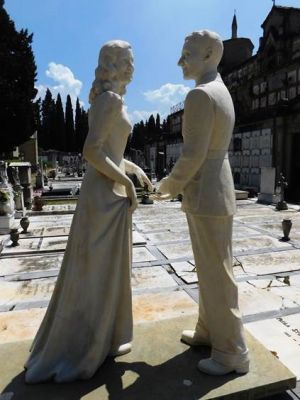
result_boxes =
[186,213,249,366]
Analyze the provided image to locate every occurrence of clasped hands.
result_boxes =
[153,176,177,201]
[125,163,153,212]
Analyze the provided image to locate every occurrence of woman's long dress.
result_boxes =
[25,92,133,383]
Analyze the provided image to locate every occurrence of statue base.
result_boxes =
[0,314,295,398]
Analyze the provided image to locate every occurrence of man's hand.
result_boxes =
[152,176,176,201]
[157,176,178,197]
[152,192,173,201]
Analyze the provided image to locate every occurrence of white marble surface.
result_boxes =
[246,314,300,379]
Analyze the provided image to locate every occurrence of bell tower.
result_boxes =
[232,11,238,39]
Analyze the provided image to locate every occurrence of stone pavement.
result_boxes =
[0,188,300,398]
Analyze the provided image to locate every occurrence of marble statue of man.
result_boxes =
[157,30,249,375]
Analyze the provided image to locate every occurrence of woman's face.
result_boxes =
[116,48,134,84]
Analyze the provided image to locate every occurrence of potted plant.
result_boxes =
[0,189,12,216]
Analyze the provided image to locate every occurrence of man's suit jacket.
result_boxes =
[166,73,236,216]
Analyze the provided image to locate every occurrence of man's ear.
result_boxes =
[205,46,213,61]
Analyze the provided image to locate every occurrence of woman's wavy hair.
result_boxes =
[89,40,131,104]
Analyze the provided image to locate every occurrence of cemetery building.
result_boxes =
[223,5,300,202]
[153,5,300,201]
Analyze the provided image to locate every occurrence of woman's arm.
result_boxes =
[124,159,153,190]
[83,91,137,210]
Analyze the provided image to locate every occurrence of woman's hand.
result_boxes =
[135,167,153,191]
[125,181,138,212]
[124,160,153,191]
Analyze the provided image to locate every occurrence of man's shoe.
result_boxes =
[181,330,211,346]
[109,343,132,357]
[197,357,249,375]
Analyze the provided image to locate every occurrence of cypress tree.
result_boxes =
[33,98,42,142]
[54,93,65,150]
[155,113,161,133]
[147,114,156,142]
[80,108,89,151]
[0,0,37,152]
[65,95,75,151]
[39,89,55,150]
[75,98,82,152]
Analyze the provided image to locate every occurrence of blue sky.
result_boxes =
[4,0,300,122]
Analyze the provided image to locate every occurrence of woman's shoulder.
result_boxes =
[93,91,123,112]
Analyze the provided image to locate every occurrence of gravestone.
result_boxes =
[9,162,33,209]
[258,167,279,204]
[0,161,15,234]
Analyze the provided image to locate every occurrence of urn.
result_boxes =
[20,216,30,233]
[32,196,44,211]
[282,219,292,241]
[10,228,19,246]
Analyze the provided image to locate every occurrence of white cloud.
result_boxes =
[129,82,191,124]
[129,109,159,124]
[35,62,83,107]
[144,83,190,106]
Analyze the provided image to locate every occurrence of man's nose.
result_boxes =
[178,57,183,66]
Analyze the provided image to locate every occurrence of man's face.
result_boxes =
[178,39,205,80]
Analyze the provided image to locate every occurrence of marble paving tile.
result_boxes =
[132,247,157,262]
[43,226,70,236]
[39,236,68,251]
[250,275,300,307]
[236,206,278,216]
[256,222,300,235]
[171,260,250,283]
[21,226,71,237]
[232,226,261,238]
[237,213,300,225]
[19,228,44,237]
[0,308,46,344]
[132,231,146,245]
[157,242,193,260]
[27,215,73,223]
[238,281,285,316]
[233,235,292,254]
[146,231,190,243]
[0,278,56,307]
[137,220,187,232]
[237,249,300,275]
[246,313,300,379]
[170,262,197,284]
[132,290,198,323]
[132,266,177,290]
[291,233,300,244]
[0,254,63,276]
[42,204,76,212]
[1,239,40,255]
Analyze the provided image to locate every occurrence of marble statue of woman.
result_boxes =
[25,40,152,383]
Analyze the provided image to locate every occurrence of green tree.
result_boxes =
[39,89,55,150]
[80,108,89,151]
[65,95,75,151]
[54,93,65,150]
[0,0,37,152]
[147,114,156,142]
[75,98,83,152]
[155,113,161,133]
[130,122,145,150]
